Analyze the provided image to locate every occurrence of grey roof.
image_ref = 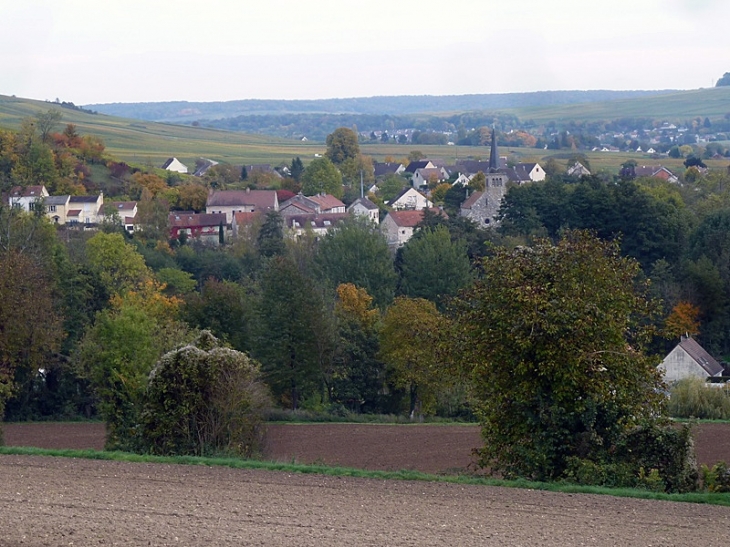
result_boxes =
[678,337,724,376]
[348,196,379,211]
[374,162,403,177]
[69,195,101,203]
[45,195,70,206]
[206,190,277,210]
[404,160,431,173]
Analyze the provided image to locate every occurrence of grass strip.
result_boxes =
[2,445,729,507]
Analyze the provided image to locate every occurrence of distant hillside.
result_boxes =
[86,90,675,122]
[0,94,323,166]
[514,87,730,123]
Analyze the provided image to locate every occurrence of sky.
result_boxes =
[2,0,729,105]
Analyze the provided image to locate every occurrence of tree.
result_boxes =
[254,256,335,409]
[398,226,472,305]
[378,174,406,203]
[315,217,397,308]
[468,172,486,191]
[450,231,671,483]
[379,297,447,418]
[256,210,286,258]
[139,331,270,457]
[716,72,730,87]
[0,249,63,429]
[325,127,360,165]
[300,157,343,198]
[85,232,151,296]
[74,297,192,450]
[328,284,385,412]
[290,157,304,182]
[664,301,701,339]
[35,109,63,144]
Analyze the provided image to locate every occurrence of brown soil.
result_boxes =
[4,421,730,473]
[1,454,730,546]
[2,423,730,545]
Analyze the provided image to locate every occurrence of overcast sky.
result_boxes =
[2,0,728,105]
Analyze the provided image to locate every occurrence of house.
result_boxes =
[243,164,283,179]
[68,194,104,225]
[567,162,591,177]
[280,193,345,216]
[307,194,346,214]
[403,160,435,174]
[169,212,228,245]
[412,167,448,189]
[459,171,510,227]
[347,196,379,223]
[388,188,433,211]
[373,162,405,178]
[633,165,679,183]
[102,201,138,233]
[7,185,49,212]
[658,336,725,384]
[284,212,349,238]
[513,162,546,182]
[380,209,445,248]
[162,157,188,174]
[44,195,71,225]
[193,158,219,177]
[205,189,279,223]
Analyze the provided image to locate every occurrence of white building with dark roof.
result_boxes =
[659,336,725,384]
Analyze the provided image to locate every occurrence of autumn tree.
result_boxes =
[450,231,696,490]
[85,232,151,296]
[379,297,448,419]
[664,301,701,339]
[328,284,385,412]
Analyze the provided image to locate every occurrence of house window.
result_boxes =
[48,205,56,212]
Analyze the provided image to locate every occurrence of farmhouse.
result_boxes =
[388,188,433,211]
[7,185,49,212]
[658,336,725,384]
[347,196,379,223]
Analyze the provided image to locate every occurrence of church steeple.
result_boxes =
[488,128,498,172]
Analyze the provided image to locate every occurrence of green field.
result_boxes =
[512,87,730,123]
[2,92,729,175]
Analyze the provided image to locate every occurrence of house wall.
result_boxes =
[206,204,255,223]
[380,216,413,247]
[658,346,710,384]
[349,203,379,223]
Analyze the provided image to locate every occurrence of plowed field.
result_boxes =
[2,422,730,546]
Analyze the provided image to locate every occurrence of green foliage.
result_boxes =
[256,210,286,258]
[300,157,343,198]
[701,462,730,492]
[139,331,271,457]
[254,256,335,409]
[451,231,667,483]
[397,225,472,305]
[85,232,151,296]
[315,217,397,308]
[667,378,730,420]
[325,127,360,165]
[74,303,193,450]
[379,297,450,418]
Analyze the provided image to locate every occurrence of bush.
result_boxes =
[139,331,271,457]
[562,423,698,493]
[667,377,730,419]
[701,461,730,492]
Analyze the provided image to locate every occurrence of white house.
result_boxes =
[7,185,49,212]
[567,162,591,177]
[388,188,433,211]
[68,193,104,225]
[347,196,379,223]
[513,162,546,182]
[162,157,188,174]
[658,336,725,384]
